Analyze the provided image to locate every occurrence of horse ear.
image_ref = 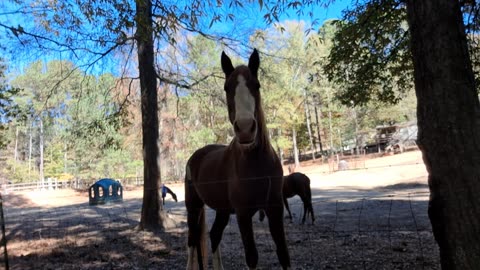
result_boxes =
[221,51,234,78]
[248,49,260,77]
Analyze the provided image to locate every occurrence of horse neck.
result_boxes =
[254,103,273,153]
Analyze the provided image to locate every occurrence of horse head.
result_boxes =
[221,49,261,148]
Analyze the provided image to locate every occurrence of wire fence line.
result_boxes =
[0,188,440,269]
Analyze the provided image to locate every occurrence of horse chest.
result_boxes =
[228,173,283,208]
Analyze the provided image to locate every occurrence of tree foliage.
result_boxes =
[324,0,412,106]
[3,60,130,182]
[0,59,21,149]
[324,0,480,107]
[0,14,420,184]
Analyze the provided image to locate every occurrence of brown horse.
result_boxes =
[185,49,290,270]
[259,172,315,224]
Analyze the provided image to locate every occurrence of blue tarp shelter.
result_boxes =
[89,178,123,205]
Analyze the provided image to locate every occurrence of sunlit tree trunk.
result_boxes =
[277,128,284,165]
[313,103,323,153]
[406,0,480,268]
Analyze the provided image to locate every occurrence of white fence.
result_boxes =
[2,177,145,193]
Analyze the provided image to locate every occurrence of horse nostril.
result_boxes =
[250,120,256,133]
[234,121,241,133]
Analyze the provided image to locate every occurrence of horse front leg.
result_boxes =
[265,205,291,270]
[210,211,230,270]
[236,209,258,269]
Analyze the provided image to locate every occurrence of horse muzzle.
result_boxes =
[234,118,257,145]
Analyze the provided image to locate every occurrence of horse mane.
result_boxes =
[239,65,275,155]
[255,96,274,154]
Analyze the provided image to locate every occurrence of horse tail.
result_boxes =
[185,161,208,270]
[304,175,312,202]
[304,175,315,222]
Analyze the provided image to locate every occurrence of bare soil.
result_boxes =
[1,150,440,269]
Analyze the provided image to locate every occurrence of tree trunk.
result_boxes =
[352,107,359,156]
[292,127,300,168]
[328,110,334,154]
[64,142,68,173]
[277,128,284,165]
[39,117,44,188]
[136,0,167,230]
[406,0,480,268]
[28,122,32,178]
[302,89,316,160]
[14,125,18,163]
[172,118,179,180]
[314,104,323,153]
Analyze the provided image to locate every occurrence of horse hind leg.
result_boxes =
[300,193,314,224]
[302,179,314,224]
[210,211,230,270]
[302,202,307,224]
[306,183,315,224]
[283,197,293,220]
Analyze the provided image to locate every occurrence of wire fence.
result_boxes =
[0,188,440,270]
[1,151,425,194]
[0,151,435,269]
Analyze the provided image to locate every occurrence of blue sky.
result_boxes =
[205,1,350,43]
[0,0,351,76]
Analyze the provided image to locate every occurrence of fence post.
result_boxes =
[0,194,9,270]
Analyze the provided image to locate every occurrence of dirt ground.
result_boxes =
[1,150,440,269]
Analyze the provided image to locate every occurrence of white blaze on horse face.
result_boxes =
[234,75,255,130]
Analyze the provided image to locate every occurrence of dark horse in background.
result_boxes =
[185,49,290,270]
[260,172,315,224]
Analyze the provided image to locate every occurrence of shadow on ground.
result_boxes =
[1,182,439,270]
